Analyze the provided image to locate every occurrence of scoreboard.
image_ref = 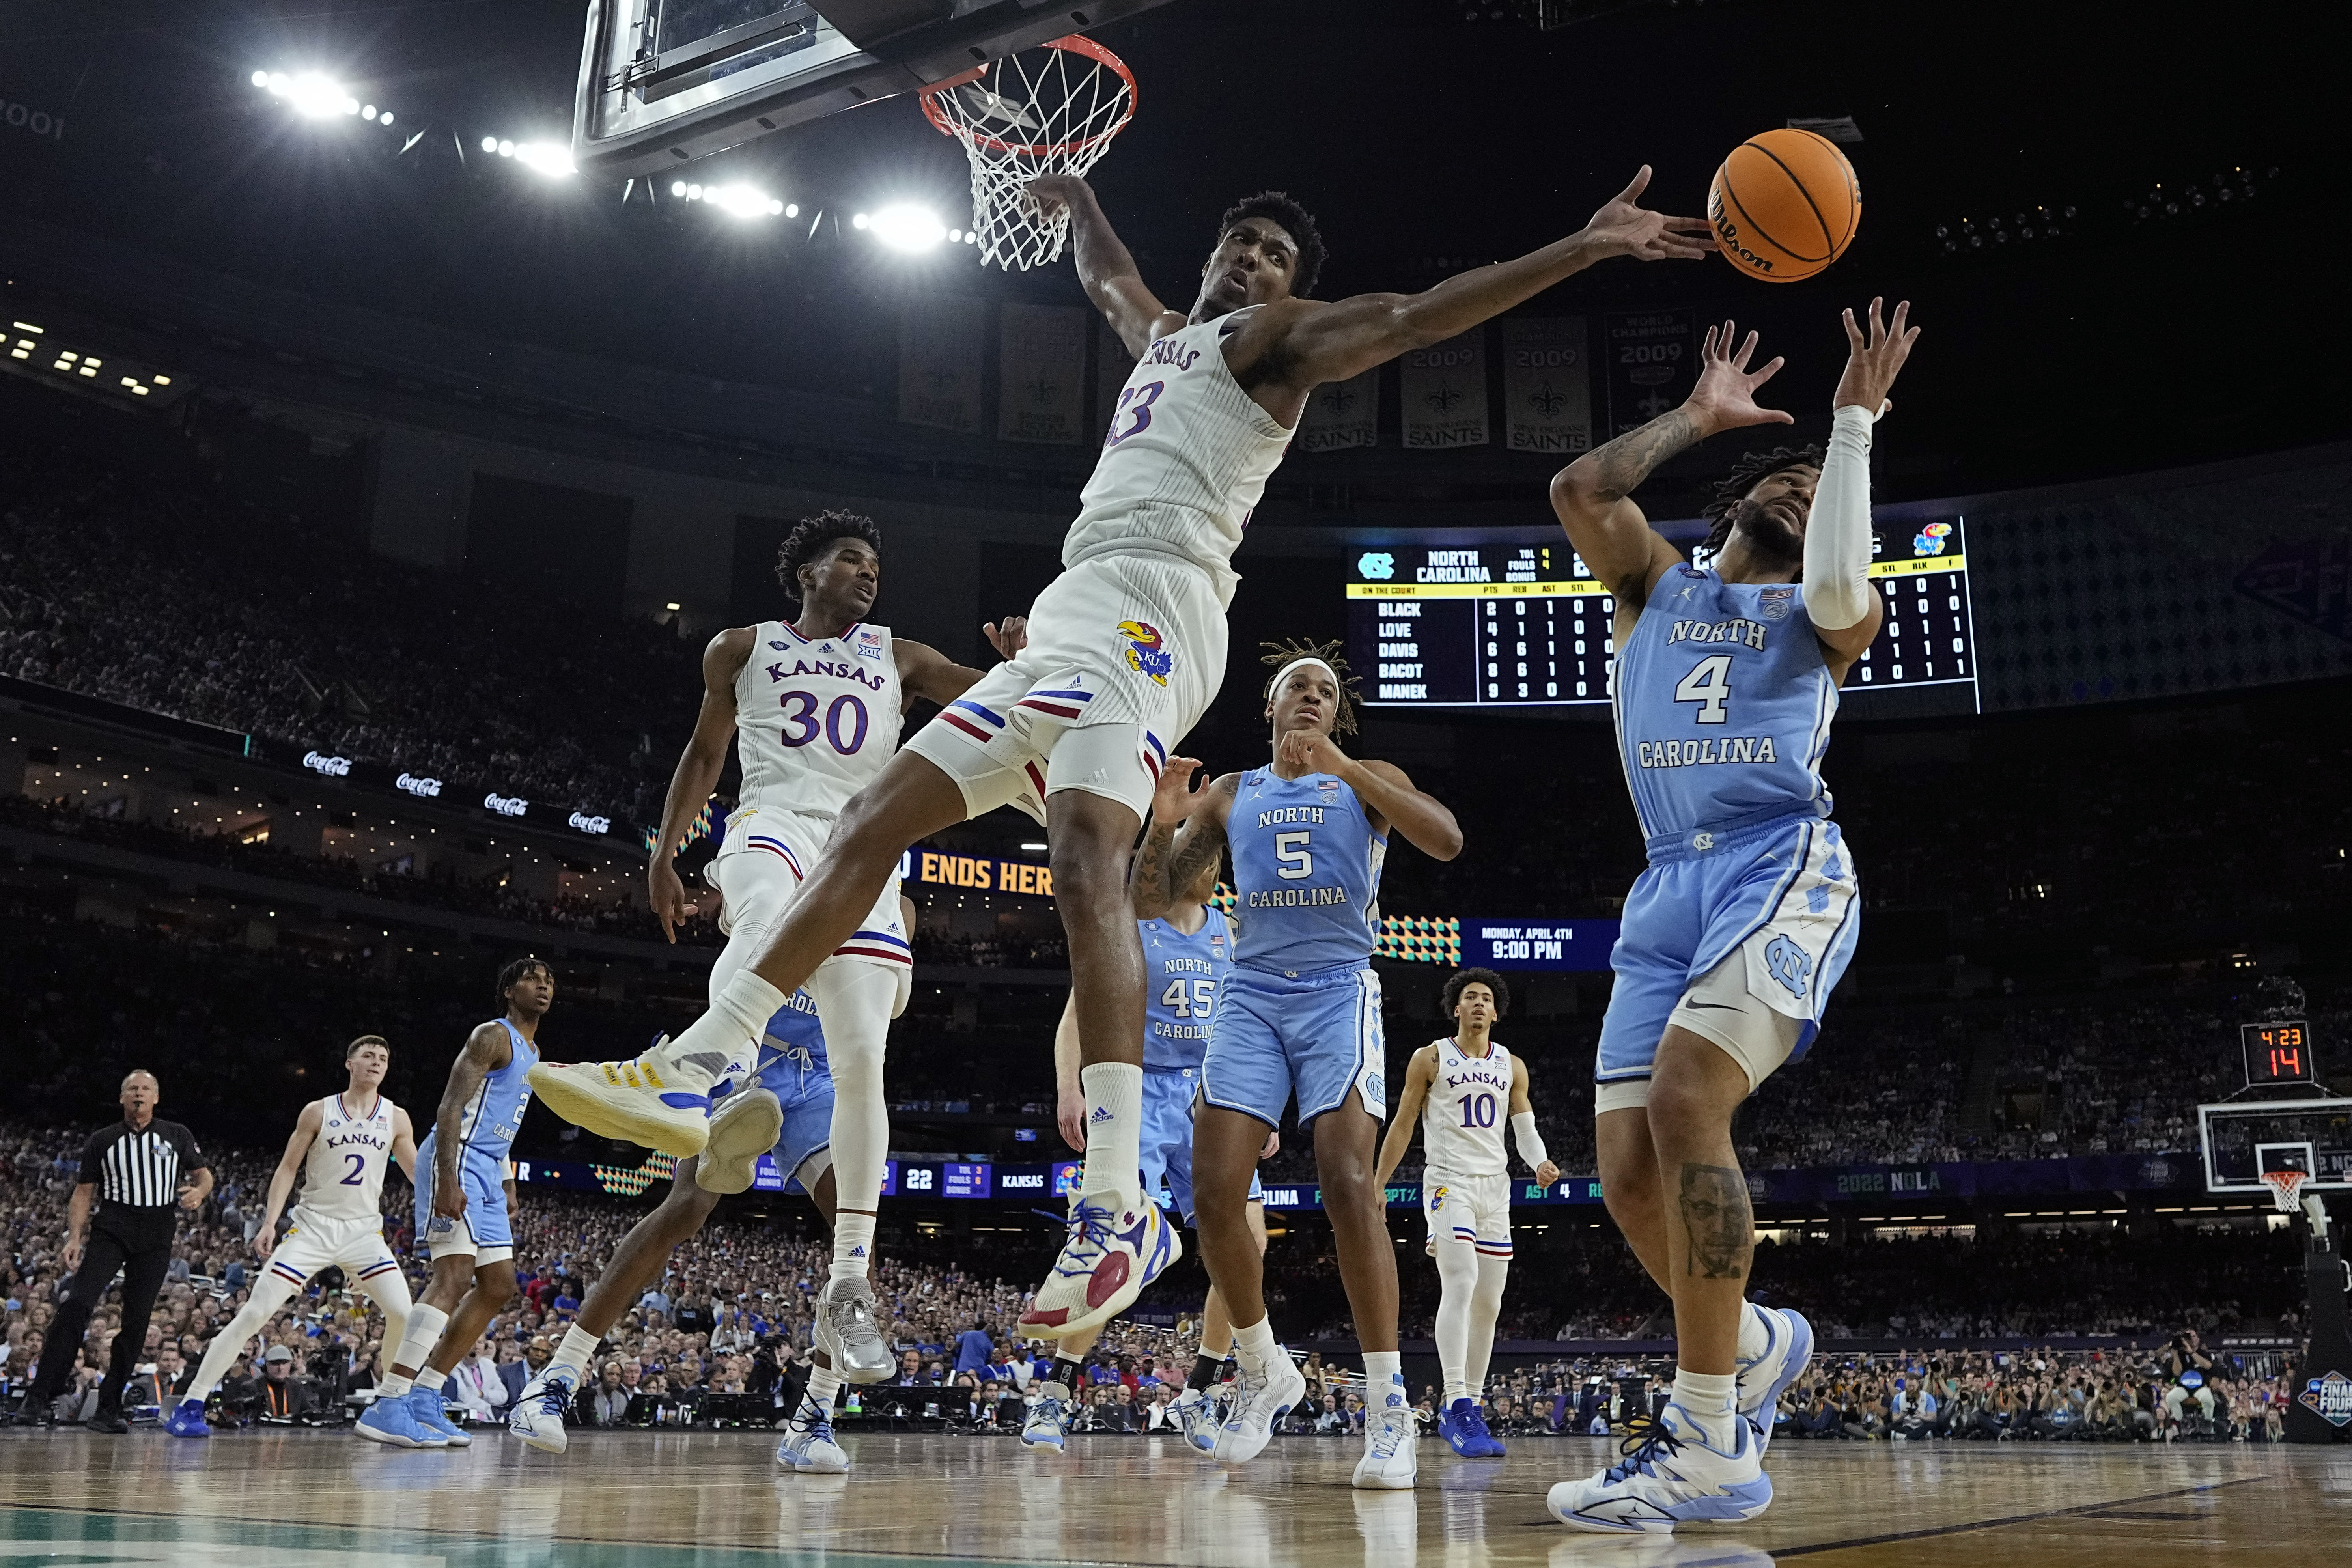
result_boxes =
[1346,517,1979,711]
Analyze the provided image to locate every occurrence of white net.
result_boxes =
[2261,1168,2309,1213]
[921,37,1136,272]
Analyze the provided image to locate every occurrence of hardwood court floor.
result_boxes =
[2,1426,2344,1567]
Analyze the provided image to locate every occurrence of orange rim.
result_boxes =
[919,34,1137,158]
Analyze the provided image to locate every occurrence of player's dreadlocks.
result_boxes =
[774,509,885,606]
[1697,443,1826,564]
[1219,192,1326,297]
[1260,638,1360,736]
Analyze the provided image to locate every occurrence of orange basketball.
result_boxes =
[1708,128,1861,284]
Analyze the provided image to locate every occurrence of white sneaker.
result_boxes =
[527,1027,735,1157]
[506,1366,578,1454]
[775,1394,850,1474]
[1016,1195,1179,1341]
[812,1276,897,1383]
[1210,1353,1307,1465]
[696,1088,783,1194]
[1353,1401,1419,1490]
[1735,1305,1813,1455]
[1174,1385,1221,1454]
[1021,1382,1072,1450]
[1547,1402,1773,1534]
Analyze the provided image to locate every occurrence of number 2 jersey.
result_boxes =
[292,1092,399,1225]
[1228,768,1387,974]
[1142,910,1233,1071]
[735,620,902,823]
[1614,563,1839,853]
[1419,1038,1513,1178]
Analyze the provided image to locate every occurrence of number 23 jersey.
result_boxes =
[735,620,902,821]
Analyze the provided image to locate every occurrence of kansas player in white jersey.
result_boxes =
[1544,302,1921,1533]
[166,1034,419,1438]
[355,957,551,1449]
[529,167,1719,1346]
[1374,969,1561,1459]
[1135,641,1462,1490]
[530,511,1023,1387]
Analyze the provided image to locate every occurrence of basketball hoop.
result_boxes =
[920,36,1137,271]
[2260,1167,2309,1213]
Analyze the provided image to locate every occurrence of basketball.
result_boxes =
[1709,127,1861,283]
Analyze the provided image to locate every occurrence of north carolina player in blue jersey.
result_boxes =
[1543,302,1921,1533]
[355,956,550,1449]
[1135,640,1462,1490]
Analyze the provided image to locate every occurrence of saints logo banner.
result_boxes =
[1298,366,1380,453]
[999,303,1089,444]
[1503,317,1591,454]
[1604,308,1697,438]
[1400,329,1489,450]
[897,295,985,435]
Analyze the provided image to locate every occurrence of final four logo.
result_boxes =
[1119,620,1174,686]
[2304,1369,2352,1427]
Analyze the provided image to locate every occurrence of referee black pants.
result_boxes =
[29,1210,175,1415]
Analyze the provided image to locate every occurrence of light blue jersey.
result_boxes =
[1141,910,1232,1071]
[1613,563,1837,852]
[1227,769,1387,974]
[417,1018,537,1257]
[456,1018,538,1160]
[709,989,836,1191]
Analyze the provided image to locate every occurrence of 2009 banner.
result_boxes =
[1603,308,1696,438]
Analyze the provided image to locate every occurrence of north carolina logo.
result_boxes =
[1764,935,1814,999]
[1119,620,1174,685]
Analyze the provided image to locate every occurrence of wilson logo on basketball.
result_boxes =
[1710,190,1775,276]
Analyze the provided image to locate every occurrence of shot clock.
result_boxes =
[2242,1020,2317,1088]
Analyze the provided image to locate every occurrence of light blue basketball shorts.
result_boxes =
[1202,963,1388,1129]
[1139,1066,1264,1223]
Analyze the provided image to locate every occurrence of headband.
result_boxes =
[1267,656,1339,696]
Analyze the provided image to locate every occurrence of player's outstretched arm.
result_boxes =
[1374,1047,1438,1189]
[1131,761,1235,919]
[1246,167,1712,395]
[253,1100,324,1260]
[1551,319,1792,612]
[650,628,751,943]
[1809,297,1921,666]
[894,619,1029,711]
[1028,176,1185,356]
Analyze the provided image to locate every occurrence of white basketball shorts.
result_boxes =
[904,551,1228,826]
[713,805,913,1014]
[270,1210,403,1291]
[1423,1168,1512,1259]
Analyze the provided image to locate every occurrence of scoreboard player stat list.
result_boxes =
[1346,518,1978,710]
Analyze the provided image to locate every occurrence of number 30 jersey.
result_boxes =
[1141,910,1233,1072]
[1421,1037,1513,1178]
[1614,563,1839,851]
[735,620,902,821]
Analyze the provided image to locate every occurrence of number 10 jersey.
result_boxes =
[735,620,902,821]
[1421,1037,1513,1178]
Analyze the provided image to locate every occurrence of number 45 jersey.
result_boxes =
[734,620,902,824]
[1615,563,1837,855]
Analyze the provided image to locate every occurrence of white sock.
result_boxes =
[1737,1299,1771,1363]
[1432,1237,1477,1407]
[1672,1368,1739,1449]
[810,961,895,1281]
[801,1366,843,1421]
[1232,1316,1279,1379]
[187,1274,299,1402]
[553,1324,601,1381]
[381,1301,448,1395]
[662,972,786,1084]
[1077,1061,1144,1211]
[1363,1351,1406,1411]
[414,1366,448,1393]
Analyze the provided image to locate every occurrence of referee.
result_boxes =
[11,1070,212,1432]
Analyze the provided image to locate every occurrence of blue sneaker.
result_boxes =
[408,1384,470,1447]
[355,1392,445,1448]
[1437,1398,1473,1456]
[1736,1305,1814,1456]
[162,1397,211,1439]
[1459,1401,1505,1457]
[1549,1402,1772,1534]
[775,1393,851,1474]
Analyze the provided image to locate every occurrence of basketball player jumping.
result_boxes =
[526,168,1712,1340]
[354,958,550,1448]
[1544,301,1919,1531]
[1135,641,1462,1489]
[166,1034,418,1438]
[1373,967,1561,1459]
[535,511,1023,1391]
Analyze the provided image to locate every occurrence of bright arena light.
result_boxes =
[482,136,499,154]
[513,142,575,176]
[851,212,869,230]
[284,73,350,118]
[251,71,269,88]
[700,183,782,219]
[870,203,946,252]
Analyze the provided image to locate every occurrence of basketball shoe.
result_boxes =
[1210,1353,1306,1465]
[1174,1385,1221,1454]
[1016,1197,1178,1340]
[354,1392,446,1449]
[508,1365,578,1454]
[776,1391,851,1474]
[1439,1398,1503,1458]
[1021,1382,1073,1450]
[696,1087,784,1195]
[162,1397,211,1439]
[527,1032,730,1158]
[1547,1401,1772,1534]
[1734,1305,1813,1454]
[812,1277,897,1383]
[1353,1379,1419,1490]
[409,1384,470,1446]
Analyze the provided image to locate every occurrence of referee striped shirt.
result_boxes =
[78,1118,207,1212]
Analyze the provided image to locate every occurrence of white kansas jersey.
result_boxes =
[1062,309,1295,602]
[1422,1038,1515,1178]
[294,1092,398,1223]
[736,620,902,820]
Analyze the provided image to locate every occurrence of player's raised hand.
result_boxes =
[1150,755,1206,826]
[982,616,1029,659]
[1276,727,1348,778]
[1025,174,1092,218]
[1833,297,1921,417]
[648,857,692,945]
[1685,319,1794,434]
[1583,166,1717,262]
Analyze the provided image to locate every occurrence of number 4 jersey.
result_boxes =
[1614,563,1837,854]
[734,620,902,823]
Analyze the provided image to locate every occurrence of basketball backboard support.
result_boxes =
[573,0,1178,180]
[2200,1097,2352,1194]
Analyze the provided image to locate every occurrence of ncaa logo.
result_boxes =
[2305,1370,2352,1427]
[1764,935,1814,999]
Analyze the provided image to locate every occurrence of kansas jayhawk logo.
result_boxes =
[1428,1184,1450,1211]
[1119,620,1174,685]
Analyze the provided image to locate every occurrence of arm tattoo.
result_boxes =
[1132,821,1178,909]
[1583,407,1704,504]
[1163,812,1227,895]
[1676,1162,1753,1280]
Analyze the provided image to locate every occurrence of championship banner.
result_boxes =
[897,295,985,435]
[998,303,1088,444]
[1400,330,1489,450]
[1094,322,1137,442]
[1503,317,1592,454]
[1604,308,1696,437]
[1298,367,1380,453]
